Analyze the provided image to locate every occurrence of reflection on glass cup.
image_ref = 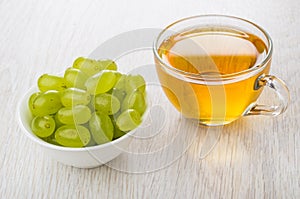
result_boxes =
[153,15,289,126]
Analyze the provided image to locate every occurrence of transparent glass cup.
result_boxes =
[153,15,290,126]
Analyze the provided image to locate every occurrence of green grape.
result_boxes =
[122,90,146,115]
[73,57,117,76]
[57,105,91,124]
[38,74,67,92]
[42,134,61,146]
[72,57,85,68]
[28,92,41,113]
[125,74,146,94]
[113,128,126,140]
[55,125,91,147]
[30,91,62,116]
[111,88,126,102]
[94,93,120,115]
[54,112,64,129]
[60,88,91,107]
[89,112,114,144]
[86,136,97,147]
[72,57,95,76]
[110,117,126,139]
[31,115,56,138]
[114,74,126,90]
[85,70,117,95]
[87,100,95,113]
[106,71,122,91]
[113,71,122,82]
[64,67,88,89]
[116,109,141,132]
[94,59,118,71]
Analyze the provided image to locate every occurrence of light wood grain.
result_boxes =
[0,0,299,198]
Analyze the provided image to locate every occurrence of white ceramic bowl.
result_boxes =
[18,86,143,168]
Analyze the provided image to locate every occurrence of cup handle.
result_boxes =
[246,75,290,116]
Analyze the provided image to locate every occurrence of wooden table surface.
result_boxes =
[0,0,299,198]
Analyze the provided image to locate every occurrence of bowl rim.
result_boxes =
[18,85,145,152]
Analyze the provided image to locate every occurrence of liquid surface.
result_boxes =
[159,27,267,75]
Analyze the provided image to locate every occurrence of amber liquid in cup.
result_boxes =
[156,27,270,125]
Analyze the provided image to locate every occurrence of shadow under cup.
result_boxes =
[153,15,289,126]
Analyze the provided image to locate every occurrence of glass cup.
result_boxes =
[153,15,290,126]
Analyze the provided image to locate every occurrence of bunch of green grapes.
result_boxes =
[28,57,147,148]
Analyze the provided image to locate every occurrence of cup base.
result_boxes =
[198,121,232,126]
[186,117,235,126]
